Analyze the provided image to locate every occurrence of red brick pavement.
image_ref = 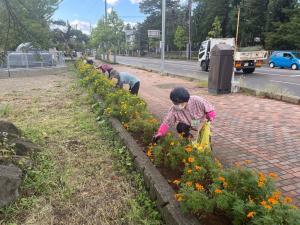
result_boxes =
[110,64,300,205]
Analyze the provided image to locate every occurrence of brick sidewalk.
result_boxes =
[109,64,300,205]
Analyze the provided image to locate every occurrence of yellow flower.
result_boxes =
[175,194,184,202]
[284,196,293,204]
[247,211,255,218]
[146,149,152,157]
[182,159,186,163]
[186,181,193,187]
[187,169,193,174]
[187,157,195,163]
[123,123,129,129]
[261,200,272,209]
[173,179,181,185]
[223,181,228,188]
[185,145,193,153]
[195,183,204,191]
[272,191,281,200]
[170,142,175,146]
[195,165,201,171]
[258,172,266,187]
[214,189,222,194]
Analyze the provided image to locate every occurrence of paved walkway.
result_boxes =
[100,62,300,205]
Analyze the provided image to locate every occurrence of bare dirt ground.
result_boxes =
[0,69,162,225]
[108,63,300,205]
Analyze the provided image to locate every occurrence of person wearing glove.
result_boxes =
[110,70,140,95]
[152,87,216,142]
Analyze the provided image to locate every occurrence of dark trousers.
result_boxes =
[130,81,140,95]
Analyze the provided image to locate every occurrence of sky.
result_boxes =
[53,0,146,34]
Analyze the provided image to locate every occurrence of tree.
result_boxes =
[0,0,61,51]
[174,26,187,50]
[265,8,300,50]
[91,10,125,53]
[208,16,222,38]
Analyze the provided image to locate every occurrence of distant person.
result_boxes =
[110,69,140,95]
[86,59,94,65]
[97,64,113,77]
[152,87,215,142]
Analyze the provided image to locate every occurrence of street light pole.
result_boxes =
[232,5,240,92]
[161,0,166,73]
[105,0,107,21]
[188,0,192,60]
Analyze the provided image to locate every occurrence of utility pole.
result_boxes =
[161,0,166,73]
[105,0,107,21]
[188,0,192,60]
[232,5,240,92]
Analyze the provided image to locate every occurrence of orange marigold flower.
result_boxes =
[195,183,204,191]
[123,123,129,129]
[188,157,195,163]
[284,196,293,204]
[186,181,193,187]
[170,142,175,146]
[272,191,281,200]
[175,194,184,202]
[185,145,193,153]
[268,197,278,205]
[146,150,152,157]
[261,200,272,209]
[187,169,193,174]
[195,165,201,171]
[215,189,222,194]
[261,200,267,206]
[258,172,266,187]
[217,176,226,182]
[173,179,181,185]
[269,172,278,179]
[247,211,255,218]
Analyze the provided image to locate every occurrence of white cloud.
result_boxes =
[130,0,142,4]
[106,0,119,5]
[107,7,113,14]
[70,20,95,35]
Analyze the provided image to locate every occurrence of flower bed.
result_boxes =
[75,61,300,225]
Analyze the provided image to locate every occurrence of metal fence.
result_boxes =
[0,51,65,70]
[121,51,199,61]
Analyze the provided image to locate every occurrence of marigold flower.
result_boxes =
[175,194,184,202]
[188,157,195,163]
[185,145,193,153]
[247,211,255,218]
[187,169,193,174]
[217,176,225,182]
[182,159,187,163]
[258,172,266,187]
[123,123,129,129]
[186,181,193,187]
[223,181,228,188]
[268,197,278,205]
[269,172,278,179]
[284,196,293,204]
[173,179,181,185]
[195,183,204,191]
[261,200,272,209]
[170,142,175,146]
[272,191,281,200]
[195,165,201,171]
[146,150,152,157]
[215,189,222,194]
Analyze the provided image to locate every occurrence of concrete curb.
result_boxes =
[108,117,200,225]
[239,87,300,105]
[116,62,300,105]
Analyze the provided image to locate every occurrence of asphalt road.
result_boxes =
[116,56,300,97]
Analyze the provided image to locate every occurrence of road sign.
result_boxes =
[148,30,160,38]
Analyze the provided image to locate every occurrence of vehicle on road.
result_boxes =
[269,51,300,70]
[198,38,268,74]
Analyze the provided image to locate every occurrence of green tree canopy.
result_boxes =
[174,26,187,50]
[208,16,222,38]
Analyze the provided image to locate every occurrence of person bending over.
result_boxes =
[110,69,140,95]
[153,87,216,142]
[97,64,113,77]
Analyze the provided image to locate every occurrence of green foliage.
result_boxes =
[91,10,125,53]
[174,26,187,50]
[0,0,61,51]
[208,16,222,38]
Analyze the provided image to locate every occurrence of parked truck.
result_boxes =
[198,38,268,74]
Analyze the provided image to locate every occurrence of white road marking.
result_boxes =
[270,80,300,86]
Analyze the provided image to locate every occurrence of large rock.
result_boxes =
[0,164,22,207]
[0,121,21,136]
[8,137,39,156]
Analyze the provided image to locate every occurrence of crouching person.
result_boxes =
[152,87,216,142]
[97,64,113,77]
[110,69,140,95]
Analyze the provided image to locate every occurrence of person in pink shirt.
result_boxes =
[152,87,216,142]
[97,64,113,77]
